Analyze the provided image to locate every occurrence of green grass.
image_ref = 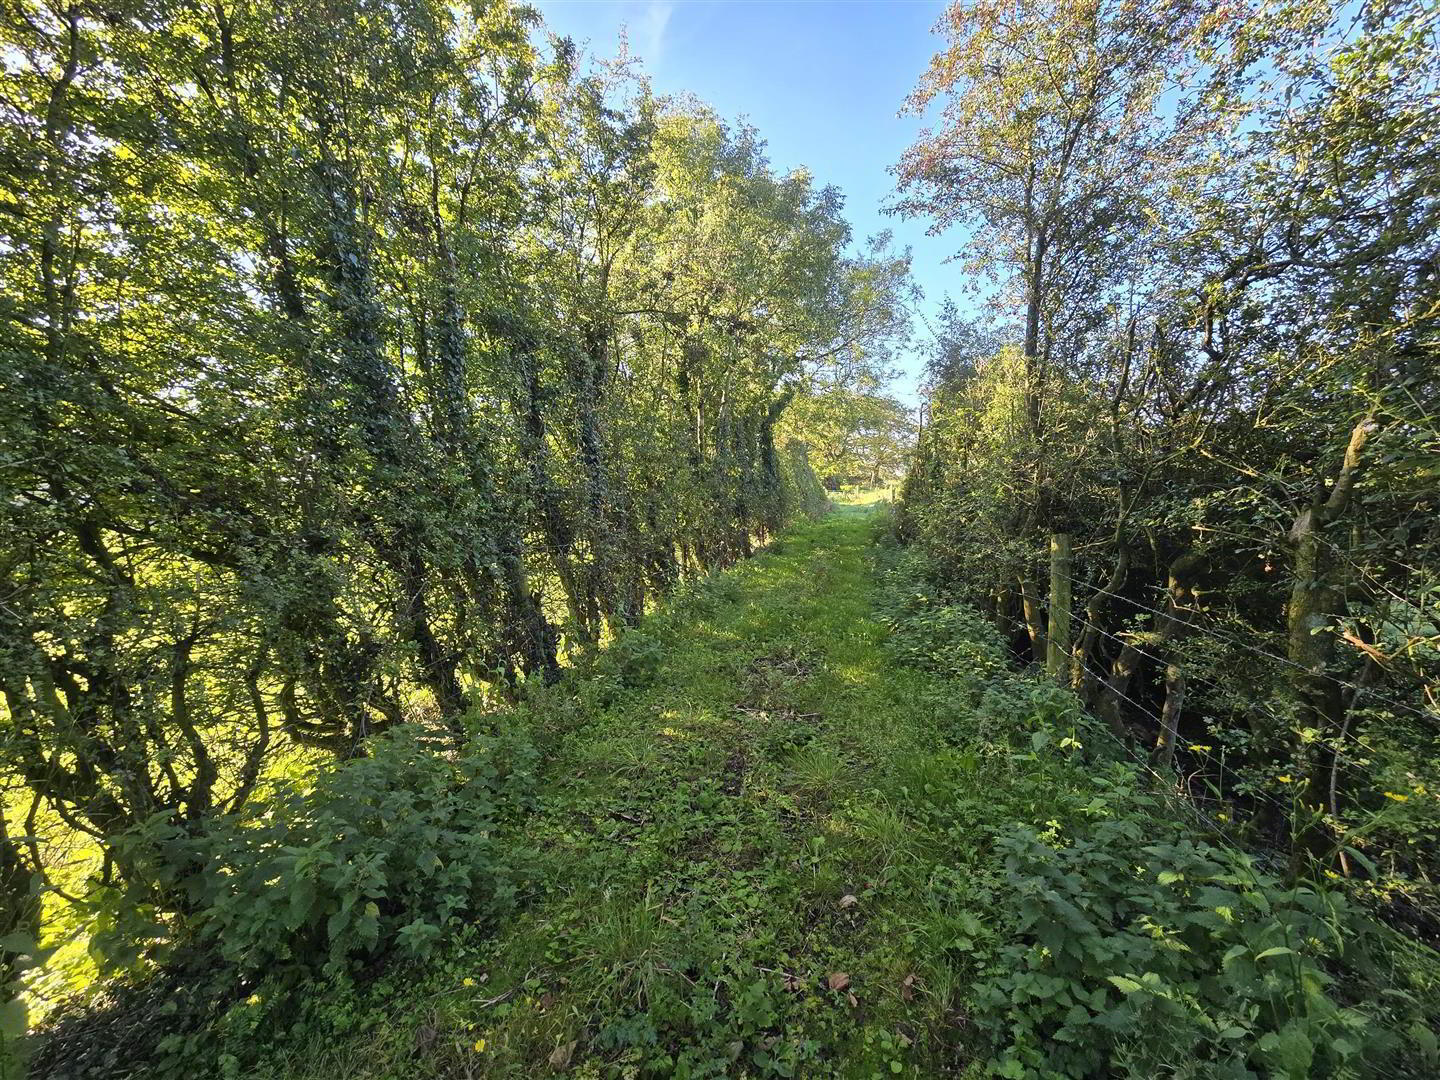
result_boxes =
[145,499,1437,1079]
[237,500,982,1078]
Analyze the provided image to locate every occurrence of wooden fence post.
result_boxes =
[1047,533,1072,680]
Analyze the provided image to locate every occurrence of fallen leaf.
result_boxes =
[548,1040,577,1070]
[846,991,859,1008]
[901,973,918,1002]
[827,971,851,991]
[838,894,859,909]
[782,972,803,993]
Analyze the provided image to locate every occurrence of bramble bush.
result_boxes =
[33,724,539,1077]
[878,550,1009,687]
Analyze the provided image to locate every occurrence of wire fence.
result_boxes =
[1056,604,1387,791]
[980,604,1294,845]
[1051,563,1435,725]
[974,574,1433,860]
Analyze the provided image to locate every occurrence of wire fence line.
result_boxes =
[979,605,1301,844]
[1049,564,1436,725]
[983,573,1419,775]
[978,597,1400,850]
[1057,609,1386,789]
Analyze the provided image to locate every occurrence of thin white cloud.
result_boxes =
[635,0,673,66]
[532,1,674,70]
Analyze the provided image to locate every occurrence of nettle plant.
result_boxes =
[879,555,1010,689]
[977,813,1420,1080]
[92,726,538,977]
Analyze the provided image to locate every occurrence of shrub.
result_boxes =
[1,929,38,1080]
[781,439,831,519]
[881,550,1436,1079]
[93,725,537,977]
[598,628,668,690]
[976,817,1414,1079]
[878,553,1009,690]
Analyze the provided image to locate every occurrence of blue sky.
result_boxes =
[531,0,959,402]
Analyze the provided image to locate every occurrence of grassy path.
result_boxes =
[280,501,989,1078]
[237,500,1438,1079]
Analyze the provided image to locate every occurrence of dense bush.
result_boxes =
[982,820,1410,1079]
[1,930,39,1080]
[895,0,1439,934]
[90,726,538,978]
[878,550,1009,684]
[878,540,1439,1079]
[0,0,908,1006]
[780,439,833,520]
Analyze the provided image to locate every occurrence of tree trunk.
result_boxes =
[1156,663,1187,769]
[1073,549,1127,701]
[1097,552,1205,741]
[1285,416,1377,840]
[1017,575,1047,663]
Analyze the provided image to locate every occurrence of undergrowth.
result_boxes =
[28,502,1440,1078]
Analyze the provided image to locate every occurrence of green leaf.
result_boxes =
[287,879,317,931]
[1254,947,1296,961]
[0,999,26,1038]
[1221,944,1248,969]
[1342,846,1379,879]
[1410,1020,1439,1061]
[1107,975,1144,994]
[0,933,36,955]
[1271,1022,1314,1076]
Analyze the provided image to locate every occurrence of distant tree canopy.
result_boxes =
[896,0,1439,908]
[778,383,915,490]
[0,0,907,963]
